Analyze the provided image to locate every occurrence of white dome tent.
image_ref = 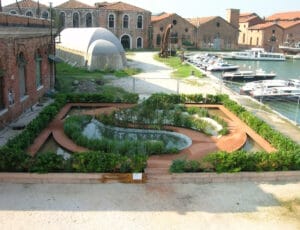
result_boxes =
[56,28,127,71]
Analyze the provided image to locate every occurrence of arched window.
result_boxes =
[10,10,17,15]
[86,13,92,27]
[137,15,143,29]
[156,34,161,46]
[123,15,129,28]
[121,35,131,49]
[59,12,66,28]
[35,50,42,88]
[108,14,114,28]
[73,12,79,27]
[18,52,27,99]
[41,11,49,19]
[137,37,142,48]
[25,11,33,17]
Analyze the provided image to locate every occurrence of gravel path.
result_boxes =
[0,182,299,229]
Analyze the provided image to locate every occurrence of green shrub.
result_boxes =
[29,152,66,173]
[0,146,30,172]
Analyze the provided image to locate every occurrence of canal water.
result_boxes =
[217,58,300,125]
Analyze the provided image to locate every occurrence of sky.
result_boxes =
[2,0,300,18]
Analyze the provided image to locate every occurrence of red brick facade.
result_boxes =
[0,14,53,127]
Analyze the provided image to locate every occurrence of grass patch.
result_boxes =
[154,54,202,78]
[114,68,142,77]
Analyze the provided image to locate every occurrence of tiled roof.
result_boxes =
[151,13,174,23]
[102,2,149,12]
[266,11,300,21]
[188,16,217,26]
[249,22,282,30]
[55,0,94,9]
[277,20,300,28]
[4,0,47,8]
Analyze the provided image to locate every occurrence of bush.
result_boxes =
[29,152,66,173]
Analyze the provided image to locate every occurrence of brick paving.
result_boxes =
[26,103,276,178]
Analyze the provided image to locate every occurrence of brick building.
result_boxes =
[189,15,239,50]
[95,1,151,49]
[4,0,152,50]
[55,0,98,28]
[0,13,54,126]
[151,13,196,50]
[237,10,300,52]
[2,0,50,19]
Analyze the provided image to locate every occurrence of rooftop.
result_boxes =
[266,11,300,21]
[188,16,217,26]
[55,0,94,9]
[99,1,149,13]
[4,0,47,8]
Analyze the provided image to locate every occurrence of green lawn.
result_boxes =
[154,54,203,78]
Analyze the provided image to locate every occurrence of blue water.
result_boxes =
[218,58,300,125]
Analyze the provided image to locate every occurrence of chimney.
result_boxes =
[226,8,240,28]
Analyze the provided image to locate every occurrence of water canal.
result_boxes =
[216,58,300,125]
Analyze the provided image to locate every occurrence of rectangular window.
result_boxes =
[36,57,42,88]
[0,77,4,110]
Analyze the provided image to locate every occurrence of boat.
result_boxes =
[207,62,239,72]
[222,48,286,61]
[250,86,300,101]
[240,79,288,95]
[222,69,276,82]
[279,42,300,54]
[288,79,300,87]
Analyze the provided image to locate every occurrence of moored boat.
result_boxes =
[207,62,239,72]
[222,69,276,82]
[279,42,300,55]
[250,86,300,101]
[240,79,288,95]
[222,48,286,61]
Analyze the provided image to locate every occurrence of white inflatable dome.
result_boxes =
[56,27,126,70]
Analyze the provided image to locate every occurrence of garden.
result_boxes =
[0,93,299,174]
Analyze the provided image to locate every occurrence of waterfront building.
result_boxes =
[188,14,239,50]
[151,12,196,50]
[237,10,300,52]
[238,12,263,47]
[0,13,54,126]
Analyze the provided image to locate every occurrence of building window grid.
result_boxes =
[137,15,143,29]
[108,14,115,28]
[123,15,129,28]
[73,12,80,27]
[137,37,142,48]
[35,51,42,88]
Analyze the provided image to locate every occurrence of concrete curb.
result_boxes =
[0,171,299,184]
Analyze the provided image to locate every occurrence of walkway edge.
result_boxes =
[0,171,299,184]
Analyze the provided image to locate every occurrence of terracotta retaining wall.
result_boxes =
[0,171,299,184]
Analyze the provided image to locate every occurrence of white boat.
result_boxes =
[279,42,300,54]
[250,86,300,101]
[240,79,288,95]
[288,79,300,87]
[222,69,276,82]
[207,62,239,72]
[222,48,286,61]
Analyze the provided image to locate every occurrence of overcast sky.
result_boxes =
[2,0,299,18]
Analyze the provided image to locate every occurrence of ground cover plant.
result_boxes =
[55,62,141,93]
